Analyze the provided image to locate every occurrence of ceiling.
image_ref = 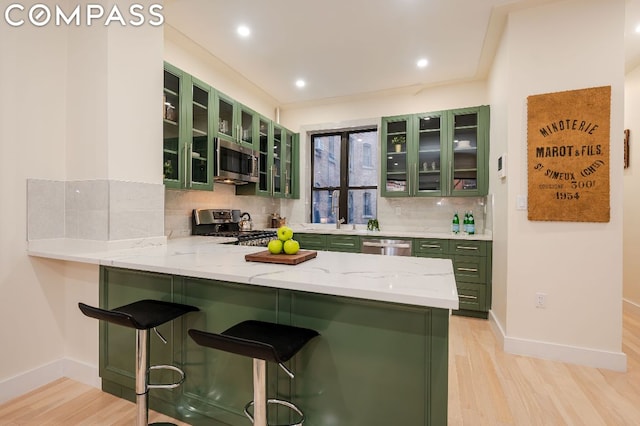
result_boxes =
[164,0,640,107]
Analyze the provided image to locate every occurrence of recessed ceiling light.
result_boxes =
[635,24,640,33]
[417,58,429,68]
[295,79,306,88]
[237,25,251,37]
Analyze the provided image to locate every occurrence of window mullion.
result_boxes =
[339,132,349,222]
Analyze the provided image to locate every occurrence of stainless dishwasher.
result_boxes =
[361,238,412,256]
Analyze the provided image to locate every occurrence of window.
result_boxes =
[363,143,372,167]
[311,129,378,224]
[363,192,372,217]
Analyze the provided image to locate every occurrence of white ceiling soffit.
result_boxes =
[164,0,632,107]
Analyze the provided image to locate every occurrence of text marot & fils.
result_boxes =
[532,117,606,200]
[3,3,164,27]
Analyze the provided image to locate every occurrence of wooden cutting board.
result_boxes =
[245,250,317,265]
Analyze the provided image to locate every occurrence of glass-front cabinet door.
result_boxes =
[163,66,182,187]
[416,112,444,195]
[216,93,235,141]
[446,106,489,196]
[272,125,283,196]
[283,130,295,198]
[381,116,411,196]
[163,63,214,190]
[258,117,271,196]
[189,79,213,190]
[238,105,255,146]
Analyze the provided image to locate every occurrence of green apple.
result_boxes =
[277,226,294,241]
[267,239,283,254]
[283,239,300,255]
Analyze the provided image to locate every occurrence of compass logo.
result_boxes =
[4,3,164,27]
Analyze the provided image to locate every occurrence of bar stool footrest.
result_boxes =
[244,398,305,426]
[147,364,186,390]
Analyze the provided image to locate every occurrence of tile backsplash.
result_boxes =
[377,196,490,234]
[164,184,279,238]
[280,194,491,234]
[28,178,493,242]
[27,179,165,241]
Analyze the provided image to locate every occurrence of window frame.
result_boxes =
[310,128,378,224]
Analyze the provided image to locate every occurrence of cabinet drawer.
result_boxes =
[455,282,486,312]
[296,233,327,250]
[452,255,486,283]
[327,235,361,252]
[448,240,487,257]
[413,239,448,256]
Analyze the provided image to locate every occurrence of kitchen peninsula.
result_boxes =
[28,237,458,425]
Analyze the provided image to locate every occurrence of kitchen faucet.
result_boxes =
[331,190,344,229]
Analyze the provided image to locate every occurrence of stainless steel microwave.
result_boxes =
[214,138,259,184]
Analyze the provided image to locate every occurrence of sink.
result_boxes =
[293,224,375,235]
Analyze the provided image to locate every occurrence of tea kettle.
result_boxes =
[239,212,252,231]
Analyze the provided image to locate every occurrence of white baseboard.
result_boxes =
[0,359,99,404]
[624,297,640,314]
[488,310,628,372]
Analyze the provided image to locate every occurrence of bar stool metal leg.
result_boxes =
[136,329,150,426]
[252,359,268,426]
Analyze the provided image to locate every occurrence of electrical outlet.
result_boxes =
[535,292,547,308]
[395,207,401,216]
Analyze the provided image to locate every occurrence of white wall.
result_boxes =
[0,9,70,395]
[492,0,625,370]
[623,66,640,306]
[486,19,510,325]
[0,3,165,402]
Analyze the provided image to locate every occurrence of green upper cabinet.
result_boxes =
[256,116,271,196]
[236,118,300,199]
[163,63,214,190]
[215,91,257,148]
[283,129,299,198]
[447,106,489,197]
[163,64,182,187]
[381,105,489,197]
[163,63,300,196]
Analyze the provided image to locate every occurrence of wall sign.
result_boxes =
[527,86,611,222]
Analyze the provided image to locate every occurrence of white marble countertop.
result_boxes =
[28,237,458,310]
[284,223,493,241]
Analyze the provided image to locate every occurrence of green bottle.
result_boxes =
[452,211,460,234]
[468,211,475,235]
[463,211,470,234]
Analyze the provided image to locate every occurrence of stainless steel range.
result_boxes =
[192,209,276,246]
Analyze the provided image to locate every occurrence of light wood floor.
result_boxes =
[1,304,639,425]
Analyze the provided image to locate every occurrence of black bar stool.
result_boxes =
[189,320,319,426]
[79,299,199,426]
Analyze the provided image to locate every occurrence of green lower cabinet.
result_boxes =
[296,233,492,318]
[179,277,280,425]
[98,267,190,417]
[455,282,487,315]
[99,266,449,425]
[296,233,327,251]
[413,238,492,318]
[326,235,360,252]
[413,238,449,257]
[296,233,361,252]
[452,254,486,284]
